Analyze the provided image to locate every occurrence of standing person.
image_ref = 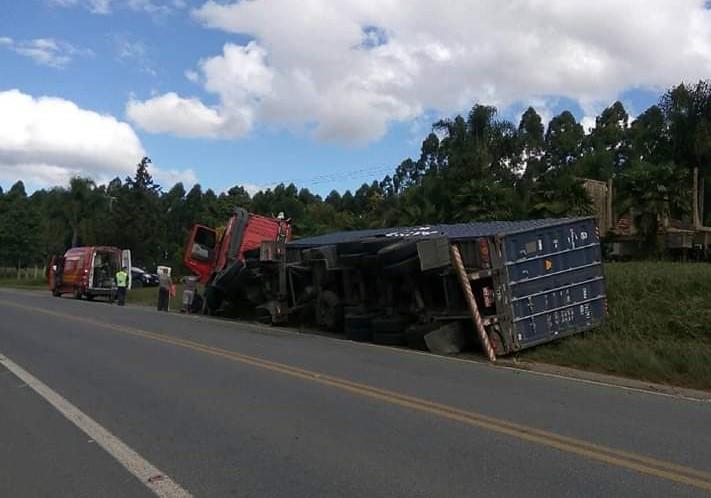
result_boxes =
[181,275,198,313]
[115,266,129,306]
[157,266,171,312]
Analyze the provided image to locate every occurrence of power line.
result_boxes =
[248,165,394,190]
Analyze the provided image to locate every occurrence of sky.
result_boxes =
[1,0,710,196]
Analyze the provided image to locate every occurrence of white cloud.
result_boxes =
[0,36,92,68]
[49,0,185,15]
[112,35,156,75]
[128,42,271,138]
[126,92,251,138]
[88,0,111,14]
[122,0,711,144]
[0,89,196,188]
[241,183,269,196]
[184,69,200,83]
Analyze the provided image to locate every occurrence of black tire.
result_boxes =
[373,332,407,346]
[73,288,82,300]
[52,288,61,297]
[406,322,441,350]
[316,290,343,331]
[214,259,244,290]
[360,238,396,254]
[345,313,374,342]
[86,294,95,301]
[346,326,373,342]
[372,316,407,334]
[377,240,418,265]
[203,285,223,314]
[382,256,420,276]
[190,294,204,314]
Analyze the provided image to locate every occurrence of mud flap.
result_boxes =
[424,322,473,354]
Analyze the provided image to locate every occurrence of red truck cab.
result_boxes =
[48,246,131,300]
[183,208,290,313]
[184,208,290,284]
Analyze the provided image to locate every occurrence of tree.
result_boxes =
[111,157,163,267]
[628,105,669,164]
[60,177,103,248]
[580,101,630,179]
[0,181,41,267]
[659,81,711,225]
[545,111,584,171]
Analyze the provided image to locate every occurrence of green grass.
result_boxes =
[523,262,711,391]
[127,284,198,308]
[0,278,47,290]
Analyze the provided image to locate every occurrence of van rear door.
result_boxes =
[48,255,65,292]
[184,225,218,283]
[121,249,132,290]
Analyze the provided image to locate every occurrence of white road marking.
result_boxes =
[0,353,192,498]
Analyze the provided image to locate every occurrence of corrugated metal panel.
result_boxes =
[500,218,606,348]
[288,217,590,248]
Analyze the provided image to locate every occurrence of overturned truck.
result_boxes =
[185,209,607,359]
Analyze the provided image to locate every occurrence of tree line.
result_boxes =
[1,80,709,272]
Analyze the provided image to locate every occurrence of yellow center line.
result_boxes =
[3,299,711,492]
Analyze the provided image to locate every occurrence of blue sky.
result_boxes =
[1,0,709,196]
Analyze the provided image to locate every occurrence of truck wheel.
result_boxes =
[316,290,343,331]
[345,313,374,342]
[203,285,223,315]
[373,331,407,346]
[377,240,418,265]
[382,256,420,276]
[214,260,244,290]
[372,316,407,334]
[405,322,441,350]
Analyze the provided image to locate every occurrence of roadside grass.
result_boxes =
[523,262,711,391]
[127,284,197,309]
[0,278,46,290]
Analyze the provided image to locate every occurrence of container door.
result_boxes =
[184,225,218,284]
[503,218,606,349]
[122,249,132,290]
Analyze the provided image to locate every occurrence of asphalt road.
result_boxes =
[1,288,710,497]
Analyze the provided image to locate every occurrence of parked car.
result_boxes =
[48,246,132,300]
[131,267,159,288]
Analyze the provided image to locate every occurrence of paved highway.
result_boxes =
[1,288,710,497]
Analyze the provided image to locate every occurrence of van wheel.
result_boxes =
[73,288,82,300]
[52,288,61,297]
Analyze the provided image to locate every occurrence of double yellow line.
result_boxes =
[3,299,711,492]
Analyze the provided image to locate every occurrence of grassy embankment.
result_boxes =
[0,280,192,309]
[523,262,711,391]
[2,263,711,390]
[0,278,46,290]
[126,284,195,308]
